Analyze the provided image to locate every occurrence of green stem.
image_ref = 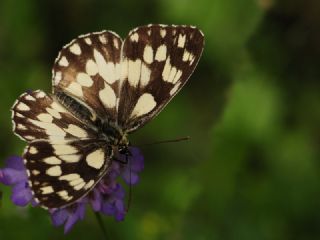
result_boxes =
[94,212,109,239]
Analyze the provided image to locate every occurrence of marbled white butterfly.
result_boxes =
[11,24,204,209]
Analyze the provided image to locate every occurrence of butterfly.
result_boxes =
[11,24,204,209]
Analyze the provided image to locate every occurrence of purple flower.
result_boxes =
[0,147,144,233]
[0,156,34,206]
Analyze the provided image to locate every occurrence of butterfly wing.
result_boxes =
[52,31,123,123]
[117,25,204,132]
[12,90,96,142]
[24,139,111,209]
[12,90,112,208]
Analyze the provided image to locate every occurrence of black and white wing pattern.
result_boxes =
[23,139,111,209]
[117,25,204,132]
[12,90,96,142]
[52,31,123,123]
[12,91,111,209]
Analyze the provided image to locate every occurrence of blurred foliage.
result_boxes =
[1,0,320,239]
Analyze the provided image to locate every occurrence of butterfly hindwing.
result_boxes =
[24,139,112,209]
[117,25,204,132]
[11,90,96,142]
[52,31,123,123]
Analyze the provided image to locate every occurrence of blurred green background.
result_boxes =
[1,0,320,239]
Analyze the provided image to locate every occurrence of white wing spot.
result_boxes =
[58,56,69,67]
[162,57,172,82]
[84,37,92,45]
[29,146,38,154]
[170,81,182,96]
[140,63,151,87]
[46,166,62,176]
[17,124,27,130]
[130,93,157,118]
[37,113,53,123]
[46,107,62,119]
[113,38,119,49]
[32,170,40,176]
[86,149,105,169]
[69,43,81,55]
[70,178,84,187]
[16,102,30,111]
[53,144,78,155]
[41,186,54,194]
[54,72,62,85]
[160,29,166,38]
[59,173,81,181]
[43,156,62,165]
[86,59,98,76]
[99,35,107,44]
[64,124,88,138]
[128,59,142,87]
[66,82,83,98]
[94,49,117,84]
[99,83,117,109]
[162,58,181,84]
[167,67,177,84]
[143,45,154,64]
[16,113,25,118]
[36,91,46,98]
[51,102,66,112]
[155,45,167,61]
[24,135,35,140]
[74,182,86,191]
[177,34,186,48]
[189,54,196,65]
[173,70,183,84]
[59,154,81,163]
[57,190,72,201]
[130,32,139,42]
[84,180,95,190]
[183,50,191,62]
[25,95,36,101]
[76,73,94,87]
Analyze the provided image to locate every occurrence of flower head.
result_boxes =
[0,147,144,233]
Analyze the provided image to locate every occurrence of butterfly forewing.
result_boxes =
[52,31,123,123]
[117,25,204,132]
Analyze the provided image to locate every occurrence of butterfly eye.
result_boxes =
[119,146,131,156]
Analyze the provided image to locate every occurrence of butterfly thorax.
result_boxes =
[98,120,129,147]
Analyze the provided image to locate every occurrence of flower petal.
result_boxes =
[64,203,86,233]
[51,209,68,226]
[5,156,25,170]
[91,189,102,212]
[101,202,115,216]
[122,170,139,185]
[0,168,27,185]
[11,182,32,206]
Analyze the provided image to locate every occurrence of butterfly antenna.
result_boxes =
[138,136,191,146]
